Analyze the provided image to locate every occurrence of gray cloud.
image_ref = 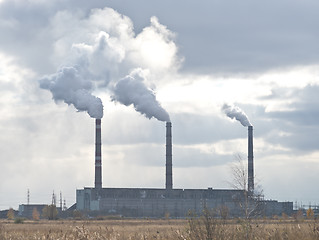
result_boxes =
[104,0,319,75]
[2,0,319,76]
[172,112,247,145]
[173,146,234,168]
[262,84,319,125]
[246,84,319,152]
[1,0,319,209]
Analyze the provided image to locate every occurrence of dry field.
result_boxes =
[0,219,185,240]
[1,218,319,239]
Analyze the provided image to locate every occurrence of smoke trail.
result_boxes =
[222,103,251,127]
[40,7,178,120]
[40,66,103,119]
[111,68,170,122]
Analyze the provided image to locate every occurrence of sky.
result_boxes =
[1,0,319,210]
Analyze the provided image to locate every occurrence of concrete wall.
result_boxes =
[18,204,48,218]
[262,200,294,216]
[76,187,293,218]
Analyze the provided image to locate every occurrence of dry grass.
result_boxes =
[1,218,319,239]
[186,218,319,240]
[0,219,185,240]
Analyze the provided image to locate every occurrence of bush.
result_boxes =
[7,208,14,220]
[32,207,40,221]
[42,205,58,220]
[14,218,24,224]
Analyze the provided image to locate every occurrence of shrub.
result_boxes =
[14,218,24,224]
[7,208,14,220]
[32,207,40,221]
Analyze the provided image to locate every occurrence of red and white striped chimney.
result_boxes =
[95,119,102,189]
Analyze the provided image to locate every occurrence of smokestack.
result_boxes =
[166,122,172,190]
[95,119,102,189]
[248,126,254,192]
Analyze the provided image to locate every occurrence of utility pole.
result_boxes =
[63,199,67,211]
[60,191,62,210]
[27,189,30,205]
[52,190,56,205]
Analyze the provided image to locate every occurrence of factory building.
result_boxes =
[76,187,293,218]
[76,120,293,217]
[77,188,247,217]
[18,204,48,218]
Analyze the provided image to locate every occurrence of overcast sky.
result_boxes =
[1,0,319,210]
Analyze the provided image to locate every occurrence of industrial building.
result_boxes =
[18,204,48,218]
[76,120,293,217]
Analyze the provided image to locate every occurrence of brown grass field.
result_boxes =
[1,218,319,239]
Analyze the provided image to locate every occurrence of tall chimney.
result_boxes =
[248,125,254,192]
[166,122,173,190]
[95,118,102,189]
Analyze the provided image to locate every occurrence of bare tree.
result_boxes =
[218,205,229,222]
[229,154,248,191]
[229,154,264,239]
[229,154,264,216]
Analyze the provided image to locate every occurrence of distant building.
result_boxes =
[18,204,48,218]
[0,209,19,219]
[262,200,293,216]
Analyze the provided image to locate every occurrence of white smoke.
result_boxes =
[111,69,170,122]
[40,7,177,120]
[222,103,252,127]
[40,66,103,119]
[50,8,179,79]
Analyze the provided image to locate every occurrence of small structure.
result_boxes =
[18,204,47,218]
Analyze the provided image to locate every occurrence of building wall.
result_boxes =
[76,187,293,217]
[18,204,48,218]
[262,201,294,216]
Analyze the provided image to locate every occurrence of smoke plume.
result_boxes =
[222,103,252,127]
[40,66,103,119]
[40,7,178,120]
[111,69,170,122]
